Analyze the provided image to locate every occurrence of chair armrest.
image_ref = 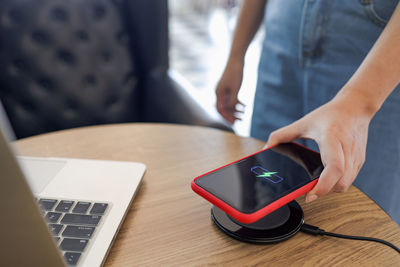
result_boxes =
[141,70,232,132]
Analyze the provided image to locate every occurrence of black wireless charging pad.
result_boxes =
[211,201,304,243]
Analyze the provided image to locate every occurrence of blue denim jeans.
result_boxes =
[251,0,400,224]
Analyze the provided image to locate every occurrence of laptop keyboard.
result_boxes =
[38,198,109,266]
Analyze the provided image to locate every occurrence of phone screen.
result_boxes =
[195,143,324,214]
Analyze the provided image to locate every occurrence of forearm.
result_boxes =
[228,0,267,63]
[338,3,400,116]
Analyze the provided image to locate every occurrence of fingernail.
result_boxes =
[306,194,318,203]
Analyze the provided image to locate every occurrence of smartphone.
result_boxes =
[191,142,324,224]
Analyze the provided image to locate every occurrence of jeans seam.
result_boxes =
[298,0,310,68]
[361,0,388,27]
[370,2,388,23]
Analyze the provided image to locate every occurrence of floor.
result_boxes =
[169,4,264,137]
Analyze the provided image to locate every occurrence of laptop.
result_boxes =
[0,104,146,266]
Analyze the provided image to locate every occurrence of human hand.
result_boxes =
[216,59,245,123]
[265,92,375,203]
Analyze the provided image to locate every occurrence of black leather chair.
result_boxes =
[0,0,230,138]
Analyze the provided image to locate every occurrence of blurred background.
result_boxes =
[0,0,263,139]
[169,0,264,136]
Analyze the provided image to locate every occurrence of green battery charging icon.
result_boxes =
[251,166,283,183]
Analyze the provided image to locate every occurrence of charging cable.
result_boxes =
[301,223,400,254]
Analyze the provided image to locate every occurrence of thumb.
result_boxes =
[265,122,303,148]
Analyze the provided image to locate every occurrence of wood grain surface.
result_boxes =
[15,123,400,266]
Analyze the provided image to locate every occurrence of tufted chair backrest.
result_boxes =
[0,0,142,138]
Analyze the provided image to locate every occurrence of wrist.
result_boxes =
[228,50,246,66]
[225,56,245,73]
[335,87,381,119]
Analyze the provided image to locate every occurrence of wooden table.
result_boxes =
[15,123,400,266]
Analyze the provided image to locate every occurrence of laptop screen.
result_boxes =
[0,100,16,141]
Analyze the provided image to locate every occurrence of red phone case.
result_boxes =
[191,143,319,224]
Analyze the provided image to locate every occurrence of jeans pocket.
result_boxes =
[360,0,399,27]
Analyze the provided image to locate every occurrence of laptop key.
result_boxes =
[62,225,95,239]
[38,199,58,211]
[55,200,75,212]
[49,224,64,235]
[45,212,63,223]
[60,238,88,252]
[72,202,91,214]
[61,214,101,226]
[64,252,81,266]
[90,203,108,215]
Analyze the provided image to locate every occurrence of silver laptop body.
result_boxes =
[0,106,145,266]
